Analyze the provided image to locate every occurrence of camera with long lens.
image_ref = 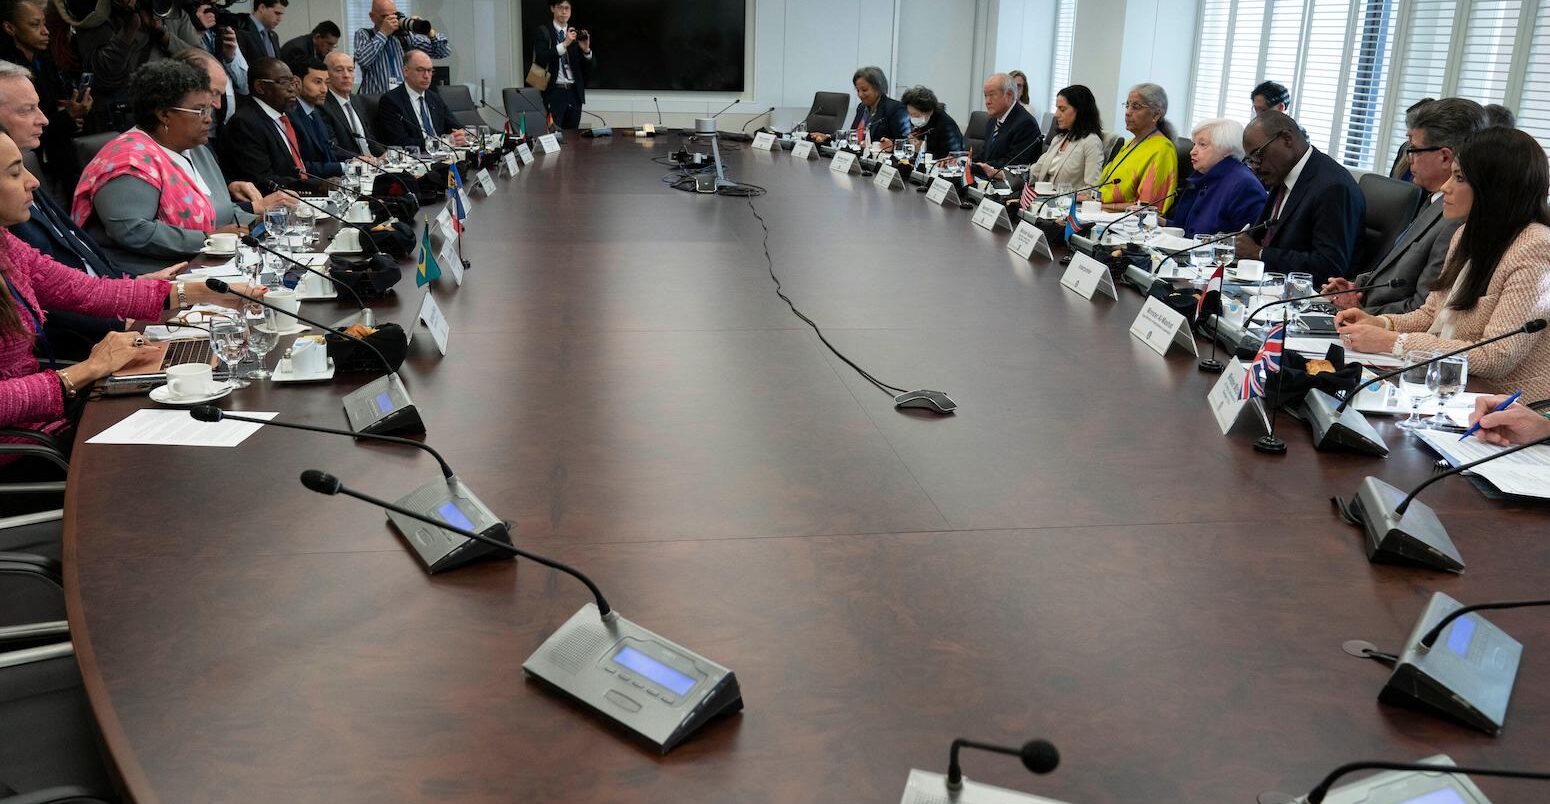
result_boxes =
[391,12,433,36]
[150,0,238,18]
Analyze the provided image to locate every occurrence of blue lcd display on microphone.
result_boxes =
[436,500,475,532]
[1446,616,1477,657]
[373,392,395,415]
[1397,787,1467,804]
[613,646,697,695]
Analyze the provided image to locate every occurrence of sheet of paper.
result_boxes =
[190,261,241,278]
[1415,427,1550,498]
[143,325,207,341]
[86,410,279,448]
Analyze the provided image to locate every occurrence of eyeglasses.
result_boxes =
[169,106,215,120]
[1242,136,1278,167]
[1407,144,1446,155]
[1124,102,1152,111]
[255,77,299,87]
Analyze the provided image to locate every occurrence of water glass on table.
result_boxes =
[1397,349,1440,430]
[1425,355,1469,429]
[1286,271,1314,327]
[209,312,251,390]
[242,303,278,380]
[1212,234,1235,269]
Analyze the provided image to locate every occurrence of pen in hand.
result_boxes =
[1458,391,1523,441]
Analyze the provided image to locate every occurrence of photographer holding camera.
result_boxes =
[352,0,448,97]
[530,0,593,130]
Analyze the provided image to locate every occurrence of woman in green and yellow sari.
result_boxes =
[1098,83,1180,213]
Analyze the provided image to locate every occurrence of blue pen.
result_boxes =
[1459,391,1522,441]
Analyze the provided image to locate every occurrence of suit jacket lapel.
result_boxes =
[1371,197,1443,277]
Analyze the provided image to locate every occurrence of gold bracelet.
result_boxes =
[57,369,79,399]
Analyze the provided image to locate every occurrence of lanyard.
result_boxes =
[1,269,54,369]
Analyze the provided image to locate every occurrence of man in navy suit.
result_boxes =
[1237,110,1365,286]
[530,0,595,130]
[285,57,345,177]
[219,58,311,192]
[971,73,1043,181]
[374,50,465,148]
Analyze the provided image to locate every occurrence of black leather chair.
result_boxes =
[963,111,989,154]
[69,133,116,171]
[435,84,485,129]
[356,93,382,137]
[799,91,850,136]
[1356,172,1423,274]
[0,642,116,803]
[501,86,548,136]
[0,429,67,516]
[1175,137,1195,185]
[1104,132,1126,163]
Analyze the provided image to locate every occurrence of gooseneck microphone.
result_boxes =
[300,469,612,616]
[1157,221,1272,272]
[709,98,740,119]
[1243,278,1407,330]
[945,738,1059,791]
[300,174,396,227]
[1332,318,1548,414]
[1395,432,1550,517]
[741,106,775,133]
[1098,186,1185,234]
[1419,598,1550,650]
[191,406,451,478]
[238,235,373,326]
[652,96,664,126]
[580,109,612,137]
[1300,760,1550,803]
[477,99,513,126]
[203,277,393,375]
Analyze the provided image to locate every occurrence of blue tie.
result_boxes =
[418,96,435,137]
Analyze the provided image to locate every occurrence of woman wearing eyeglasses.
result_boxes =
[1097,83,1179,213]
[70,61,289,276]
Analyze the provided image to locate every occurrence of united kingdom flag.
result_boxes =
[1240,323,1286,400]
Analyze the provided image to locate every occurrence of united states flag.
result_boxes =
[1020,178,1037,209]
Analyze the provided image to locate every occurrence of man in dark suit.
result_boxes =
[279,21,340,65]
[530,0,595,130]
[219,58,310,192]
[375,49,464,148]
[1325,98,1488,315]
[285,58,345,177]
[236,0,287,66]
[1236,110,1365,286]
[321,51,380,156]
[971,73,1043,181]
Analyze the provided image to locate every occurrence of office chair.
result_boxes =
[435,84,486,129]
[0,642,116,803]
[1356,173,1424,274]
[69,134,117,172]
[799,91,850,136]
[1175,136,1195,185]
[963,111,989,154]
[501,87,548,135]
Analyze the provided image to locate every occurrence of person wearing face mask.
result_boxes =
[1024,84,1105,190]
[809,66,909,147]
[881,85,960,159]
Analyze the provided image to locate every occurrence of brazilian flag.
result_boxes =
[416,221,441,286]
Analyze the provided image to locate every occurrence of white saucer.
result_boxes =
[293,285,338,301]
[324,242,365,255]
[150,382,234,406]
[201,247,237,258]
[271,358,335,383]
[256,321,309,336]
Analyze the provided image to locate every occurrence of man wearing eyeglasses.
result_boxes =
[1322,98,1488,315]
[374,49,464,149]
[218,58,311,192]
[1235,110,1365,286]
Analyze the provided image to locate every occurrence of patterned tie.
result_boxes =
[279,115,307,177]
[342,97,368,154]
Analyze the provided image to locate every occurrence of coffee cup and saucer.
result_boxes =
[202,232,239,257]
[252,290,309,336]
[150,363,233,406]
[325,227,366,254]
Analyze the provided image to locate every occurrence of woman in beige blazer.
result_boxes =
[1336,126,1550,399]
[1025,85,1106,190]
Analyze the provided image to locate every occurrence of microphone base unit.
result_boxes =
[1379,593,1521,735]
[1343,477,1465,573]
[1256,754,1491,804]
[387,475,513,573]
[899,769,1072,803]
[522,602,742,754]
[1305,390,1390,456]
[1253,434,1288,455]
[343,373,425,437]
[1197,357,1226,374]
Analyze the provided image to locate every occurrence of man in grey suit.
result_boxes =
[1324,98,1488,314]
[321,51,381,156]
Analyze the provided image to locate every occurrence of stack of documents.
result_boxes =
[1416,427,1550,499]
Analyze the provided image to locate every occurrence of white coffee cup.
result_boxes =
[290,336,328,375]
[266,289,301,321]
[332,228,362,252]
[1081,200,1102,216]
[204,232,238,253]
[1035,181,1056,194]
[1160,226,1185,238]
[1234,258,1266,282]
[165,362,215,399]
[346,200,374,223]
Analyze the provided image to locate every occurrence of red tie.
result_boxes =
[1264,186,1288,246]
[279,115,307,178]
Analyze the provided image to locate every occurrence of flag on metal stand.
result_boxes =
[416,221,441,286]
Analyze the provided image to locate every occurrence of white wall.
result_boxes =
[1071,0,1198,138]
[896,0,984,125]
[994,0,1057,116]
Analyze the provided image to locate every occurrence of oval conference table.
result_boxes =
[65,135,1549,803]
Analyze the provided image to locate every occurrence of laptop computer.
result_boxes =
[101,336,223,396]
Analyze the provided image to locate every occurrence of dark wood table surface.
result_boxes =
[63,136,1550,803]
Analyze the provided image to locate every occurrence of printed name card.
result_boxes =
[873,163,903,190]
[517,143,536,165]
[434,206,455,240]
[972,196,1013,232]
[751,131,777,151]
[440,239,464,286]
[1207,360,1265,436]
[925,177,960,206]
[417,291,451,356]
[538,133,561,154]
[792,139,817,159]
[1129,296,1199,358]
[476,169,497,195]
[1059,252,1118,300]
[830,150,860,175]
[1007,220,1053,260]
[502,152,520,174]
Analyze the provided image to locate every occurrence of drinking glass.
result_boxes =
[1212,235,1235,269]
[1286,271,1314,328]
[263,207,287,243]
[1425,355,1469,429]
[1397,349,1439,430]
[209,312,251,390]
[1252,273,1285,327]
[242,303,278,380]
[1190,242,1215,271]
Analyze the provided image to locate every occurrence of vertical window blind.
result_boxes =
[1049,0,1078,110]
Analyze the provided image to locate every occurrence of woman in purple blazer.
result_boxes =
[1168,117,1268,237]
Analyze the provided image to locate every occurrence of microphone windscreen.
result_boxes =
[189,405,224,423]
[1019,739,1060,774]
[300,470,342,495]
[1525,318,1547,333]
[205,277,230,293]
[240,234,260,249]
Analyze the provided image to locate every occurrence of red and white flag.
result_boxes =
[1195,265,1225,321]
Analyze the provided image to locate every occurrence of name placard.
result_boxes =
[517,143,536,165]
[1007,220,1053,260]
[502,152,520,175]
[1207,360,1266,435]
[1129,296,1199,357]
[440,239,464,286]
[830,150,860,175]
[873,163,903,190]
[476,168,497,195]
[434,206,454,240]
[1059,252,1118,300]
[792,139,817,159]
[972,197,1013,232]
[538,133,561,154]
[925,177,960,206]
[751,131,777,151]
[417,291,451,356]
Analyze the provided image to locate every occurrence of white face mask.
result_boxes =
[909,113,929,127]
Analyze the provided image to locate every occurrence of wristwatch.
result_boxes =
[176,281,189,309]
